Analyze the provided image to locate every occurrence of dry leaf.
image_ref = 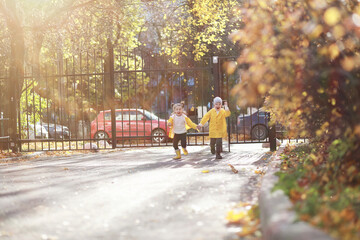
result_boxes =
[228,164,238,173]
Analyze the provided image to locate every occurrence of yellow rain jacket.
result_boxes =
[200,108,231,138]
[167,114,198,139]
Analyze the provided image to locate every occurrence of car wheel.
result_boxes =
[94,131,109,140]
[152,128,166,143]
[251,125,268,140]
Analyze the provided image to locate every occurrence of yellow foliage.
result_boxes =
[324,7,341,26]
[257,83,267,94]
[331,98,336,106]
[333,25,345,39]
[329,44,340,59]
[354,124,360,136]
[341,57,355,71]
[310,25,324,38]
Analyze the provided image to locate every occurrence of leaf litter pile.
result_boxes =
[274,143,360,240]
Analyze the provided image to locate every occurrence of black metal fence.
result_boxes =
[0,46,305,153]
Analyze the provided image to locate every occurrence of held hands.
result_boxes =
[196,125,202,131]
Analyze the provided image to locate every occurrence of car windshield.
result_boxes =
[143,110,159,120]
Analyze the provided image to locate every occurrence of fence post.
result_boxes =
[9,67,19,152]
[269,112,277,151]
[106,39,116,149]
[109,42,116,149]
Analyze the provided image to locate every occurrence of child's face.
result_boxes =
[174,106,183,116]
[214,102,222,110]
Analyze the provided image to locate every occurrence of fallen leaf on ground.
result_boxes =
[254,170,264,175]
[202,170,209,173]
[226,210,248,224]
[228,164,238,173]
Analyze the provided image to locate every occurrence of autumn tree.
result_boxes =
[231,0,360,202]
[0,0,146,134]
[138,0,242,109]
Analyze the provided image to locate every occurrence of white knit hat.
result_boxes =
[213,97,222,104]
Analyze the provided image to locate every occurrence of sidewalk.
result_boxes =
[0,144,270,240]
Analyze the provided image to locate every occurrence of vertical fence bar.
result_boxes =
[60,57,64,150]
[226,62,231,152]
[141,51,146,146]
[72,56,78,150]
[94,49,99,148]
[39,74,44,151]
[65,58,70,150]
[87,51,91,147]
[119,48,124,147]
[79,52,84,149]
[107,41,116,149]
[134,48,139,147]
[126,48,131,148]
[149,53,153,146]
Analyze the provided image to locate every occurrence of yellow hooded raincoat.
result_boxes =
[167,114,198,139]
[200,108,231,138]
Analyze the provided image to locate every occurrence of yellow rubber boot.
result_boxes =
[182,148,188,155]
[173,149,181,160]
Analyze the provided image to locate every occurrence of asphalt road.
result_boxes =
[0,144,271,240]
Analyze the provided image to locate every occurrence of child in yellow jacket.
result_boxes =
[197,97,231,159]
[168,103,198,160]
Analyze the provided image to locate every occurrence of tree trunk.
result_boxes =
[6,0,25,151]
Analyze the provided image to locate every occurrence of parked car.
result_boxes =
[91,109,170,143]
[237,109,285,140]
[42,123,71,139]
[237,110,270,140]
[28,123,49,139]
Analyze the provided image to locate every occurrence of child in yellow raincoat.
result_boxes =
[168,103,198,160]
[197,97,231,159]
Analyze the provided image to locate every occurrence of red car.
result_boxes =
[91,109,169,143]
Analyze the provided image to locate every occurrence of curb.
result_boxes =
[259,145,335,240]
